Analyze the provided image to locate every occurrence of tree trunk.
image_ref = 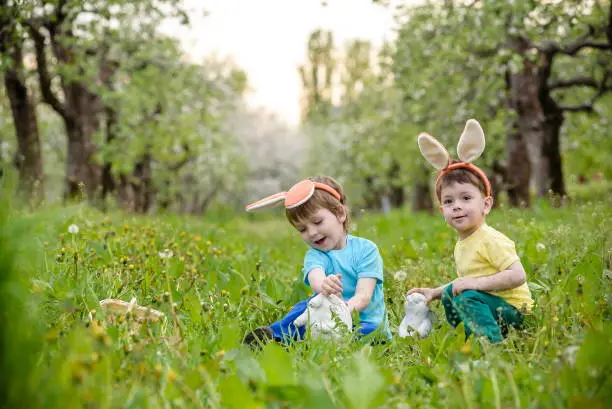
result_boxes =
[363,175,380,210]
[101,106,117,207]
[540,97,566,198]
[3,46,44,204]
[505,124,531,207]
[131,152,153,213]
[508,54,547,201]
[117,174,134,211]
[63,111,101,201]
[487,160,505,209]
[29,23,102,203]
[411,166,433,212]
[0,14,44,204]
[387,160,405,208]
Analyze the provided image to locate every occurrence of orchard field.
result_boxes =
[2,182,611,409]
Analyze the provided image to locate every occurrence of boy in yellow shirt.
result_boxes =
[408,119,533,343]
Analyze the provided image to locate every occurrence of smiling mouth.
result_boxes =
[314,237,326,246]
[453,216,467,221]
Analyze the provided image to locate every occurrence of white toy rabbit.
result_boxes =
[294,293,352,339]
[398,293,436,338]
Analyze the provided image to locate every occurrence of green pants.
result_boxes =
[441,284,523,343]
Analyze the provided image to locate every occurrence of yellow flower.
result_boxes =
[460,342,472,355]
[165,368,177,383]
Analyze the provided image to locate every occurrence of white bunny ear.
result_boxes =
[245,192,287,212]
[417,133,451,170]
[457,119,485,163]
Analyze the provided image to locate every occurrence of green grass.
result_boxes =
[1,181,611,409]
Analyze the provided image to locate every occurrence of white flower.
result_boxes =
[159,249,173,259]
[536,243,546,252]
[393,270,407,280]
[68,224,79,234]
[563,345,580,367]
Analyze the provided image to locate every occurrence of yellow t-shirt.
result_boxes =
[454,224,534,313]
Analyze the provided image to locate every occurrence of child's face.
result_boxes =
[293,207,347,251]
[439,182,492,239]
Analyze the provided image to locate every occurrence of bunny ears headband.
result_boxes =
[418,119,491,197]
[246,179,341,211]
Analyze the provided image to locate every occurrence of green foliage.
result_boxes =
[0,0,250,210]
[299,0,612,208]
[392,0,612,187]
[1,179,611,408]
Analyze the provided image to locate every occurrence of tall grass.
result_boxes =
[1,179,611,408]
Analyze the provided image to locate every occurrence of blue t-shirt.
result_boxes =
[303,235,391,338]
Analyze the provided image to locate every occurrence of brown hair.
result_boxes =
[435,160,488,201]
[286,176,350,232]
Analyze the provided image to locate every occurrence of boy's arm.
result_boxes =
[308,268,343,296]
[452,260,526,295]
[408,285,446,303]
[346,278,377,312]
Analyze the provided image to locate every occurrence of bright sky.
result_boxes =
[164,0,406,127]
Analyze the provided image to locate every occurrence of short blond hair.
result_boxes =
[285,176,350,232]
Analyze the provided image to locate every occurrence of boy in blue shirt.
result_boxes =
[243,176,391,346]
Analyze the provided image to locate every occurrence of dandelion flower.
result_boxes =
[68,224,79,234]
[158,249,173,259]
[393,270,407,280]
[536,243,546,252]
[563,345,580,366]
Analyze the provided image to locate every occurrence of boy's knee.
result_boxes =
[442,285,481,303]
[455,290,482,301]
[441,285,454,301]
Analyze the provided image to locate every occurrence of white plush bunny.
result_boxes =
[294,293,352,339]
[98,297,165,322]
[398,293,436,338]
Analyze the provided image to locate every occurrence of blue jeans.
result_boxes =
[269,298,380,343]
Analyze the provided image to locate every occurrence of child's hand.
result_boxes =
[452,277,479,295]
[321,274,343,296]
[407,287,436,304]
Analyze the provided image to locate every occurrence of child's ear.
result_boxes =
[484,196,493,214]
[337,207,347,223]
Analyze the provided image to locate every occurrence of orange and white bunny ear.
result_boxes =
[457,119,485,163]
[417,133,451,170]
[245,192,287,212]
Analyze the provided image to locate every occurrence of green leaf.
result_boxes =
[341,350,388,409]
[219,374,259,409]
[258,343,295,386]
[182,291,201,325]
[219,321,241,351]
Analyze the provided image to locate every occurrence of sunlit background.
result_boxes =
[163,0,400,127]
